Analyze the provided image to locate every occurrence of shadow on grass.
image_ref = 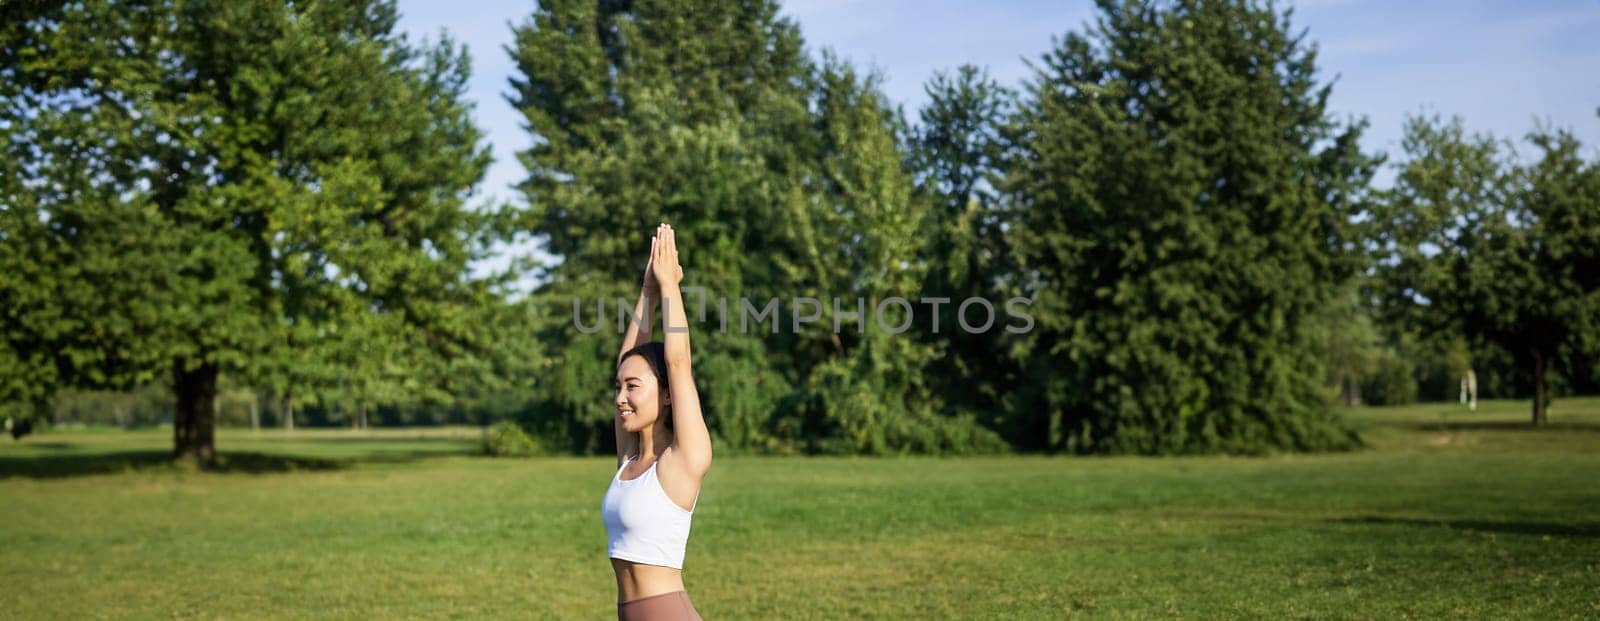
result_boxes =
[7,441,76,450]
[0,449,461,479]
[1330,514,1600,538]
[1183,509,1600,539]
[239,435,485,444]
[1412,421,1600,433]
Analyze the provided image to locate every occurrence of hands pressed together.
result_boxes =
[641,223,683,297]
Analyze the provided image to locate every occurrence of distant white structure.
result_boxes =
[1459,369,1478,412]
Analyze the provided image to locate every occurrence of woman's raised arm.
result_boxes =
[615,232,659,466]
[617,233,659,367]
[654,225,711,478]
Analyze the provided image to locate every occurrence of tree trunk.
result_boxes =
[1532,352,1548,428]
[1341,372,1360,407]
[173,358,218,468]
[249,396,259,431]
[284,391,295,432]
[359,403,368,430]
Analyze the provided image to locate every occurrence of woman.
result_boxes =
[602,223,712,621]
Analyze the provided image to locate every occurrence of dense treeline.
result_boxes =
[4,0,1597,457]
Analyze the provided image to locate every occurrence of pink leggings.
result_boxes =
[617,590,702,621]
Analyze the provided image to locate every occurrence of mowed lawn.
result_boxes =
[3,401,1599,619]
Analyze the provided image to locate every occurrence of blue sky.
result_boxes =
[393,0,1600,277]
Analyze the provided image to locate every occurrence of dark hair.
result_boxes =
[618,341,672,429]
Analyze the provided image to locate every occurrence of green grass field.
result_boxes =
[3,400,1598,619]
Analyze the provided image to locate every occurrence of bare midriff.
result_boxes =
[612,558,686,604]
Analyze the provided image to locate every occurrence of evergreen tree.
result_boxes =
[1004,0,1375,453]
[508,0,815,453]
[909,64,1025,443]
[796,55,1002,454]
[508,0,997,454]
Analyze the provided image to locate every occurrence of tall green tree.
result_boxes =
[0,0,518,465]
[909,64,1025,442]
[794,55,1002,454]
[1309,283,1384,406]
[507,0,816,453]
[1374,115,1600,426]
[1004,0,1375,453]
[508,0,997,454]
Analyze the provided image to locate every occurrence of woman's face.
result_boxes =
[616,355,669,433]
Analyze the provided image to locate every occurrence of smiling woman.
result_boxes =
[601,223,711,621]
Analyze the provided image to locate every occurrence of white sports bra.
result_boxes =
[601,454,697,569]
